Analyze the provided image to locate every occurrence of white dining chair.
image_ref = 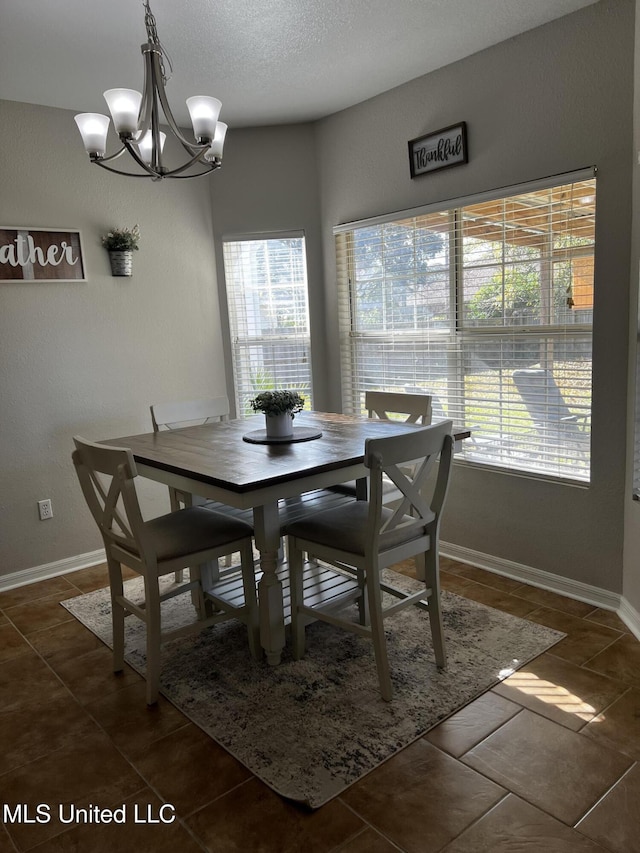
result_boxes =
[72,436,260,705]
[365,390,433,425]
[150,397,253,581]
[287,420,453,701]
[331,390,434,503]
[150,396,231,433]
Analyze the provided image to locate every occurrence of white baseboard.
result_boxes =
[0,549,106,593]
[441,540,627,616]
[618,596,640,639]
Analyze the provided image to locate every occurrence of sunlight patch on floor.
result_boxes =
[504,669,598,720]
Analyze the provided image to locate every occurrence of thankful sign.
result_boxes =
[408,122,468,178]
[0,228,85,282]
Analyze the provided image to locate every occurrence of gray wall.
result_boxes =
[0,100,226,575]
[209,123,328,411]
[314,0,634,590]
[623,0,640,615]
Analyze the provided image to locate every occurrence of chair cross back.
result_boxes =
[72,441,145,560]
[365,420,453,551]
[365,390,433,425]
[374,453,435,537]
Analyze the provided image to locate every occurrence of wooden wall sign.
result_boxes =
[408,122,468,178]
[0,227,85,282]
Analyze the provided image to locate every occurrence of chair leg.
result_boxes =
[288,541,306,660]
[107,557,125,673]
[239,539,261,661]
[144,578,162,705]
[366,564,393,701]
[356,566,369,626]
[169,487,185,584]
[423,547,446,669]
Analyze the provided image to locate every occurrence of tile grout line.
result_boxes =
[573,759,639,831]
[335,798,408,852]
[579,633,628,670]
[574,683,634,732]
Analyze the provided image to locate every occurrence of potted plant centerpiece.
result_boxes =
[101,225,140,276]
[250,390,305,439]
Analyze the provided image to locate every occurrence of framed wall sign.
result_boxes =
[0,227,86,282]
[408,122,468,178]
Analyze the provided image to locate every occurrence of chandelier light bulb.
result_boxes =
[74,113,110,156]
[137,130,167,165]
[206,122,228,161]
[103,89,143,137]
[186,96,222,142]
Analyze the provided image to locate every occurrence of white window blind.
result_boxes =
[223,235,313,416]
[336,172,595,482]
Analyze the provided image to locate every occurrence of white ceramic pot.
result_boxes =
[265,412,294,438]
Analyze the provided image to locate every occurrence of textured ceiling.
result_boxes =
[0,0,599,128]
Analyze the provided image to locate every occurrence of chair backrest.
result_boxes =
[365,390,433,425]
[364,420,453,553]
[512,369,575,426]
[150,396,230,432]
[72,436,149,563]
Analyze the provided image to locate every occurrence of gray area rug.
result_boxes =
[62,571,563,808]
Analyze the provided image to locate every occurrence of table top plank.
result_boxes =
[104,411,467,495]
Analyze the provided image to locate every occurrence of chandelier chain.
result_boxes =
[142,0,172,85]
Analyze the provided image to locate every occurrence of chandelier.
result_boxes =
[74,0,226,180]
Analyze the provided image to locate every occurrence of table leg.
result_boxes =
[253,502,286,665]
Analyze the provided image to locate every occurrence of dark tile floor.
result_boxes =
[0,558,638,852]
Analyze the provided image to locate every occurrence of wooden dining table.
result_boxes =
[104,411,469,665]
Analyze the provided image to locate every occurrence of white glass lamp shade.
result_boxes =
[74,113,110,157]
[186,96,222,142]
[136,130,166,165]
[103,88,142,136]
[205,122,227,161]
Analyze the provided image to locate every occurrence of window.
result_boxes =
[336,171,595,481]
[223,234,312,415]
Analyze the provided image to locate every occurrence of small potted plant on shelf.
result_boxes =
[101,225,140,277]
[250,389,305,439]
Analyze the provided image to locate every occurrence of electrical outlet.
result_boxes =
[38,499,53,520]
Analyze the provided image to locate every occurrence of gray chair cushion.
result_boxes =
[286,501,433,555]
[144,506,253,562]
